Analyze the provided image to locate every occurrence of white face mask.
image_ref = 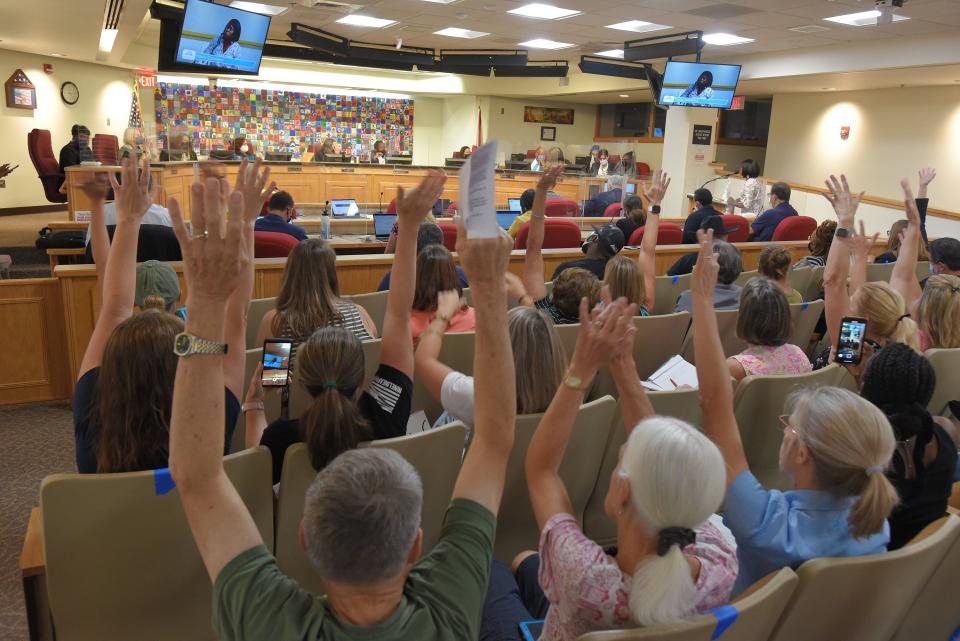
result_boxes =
[240,144,249,154]
[538,154,546,161]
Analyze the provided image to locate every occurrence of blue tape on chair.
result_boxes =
[709,605,738,640]
[672,275,679,284]
[802,302,809,310]
[154,468,176,495]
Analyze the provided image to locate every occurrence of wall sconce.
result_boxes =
[840,126,850,140]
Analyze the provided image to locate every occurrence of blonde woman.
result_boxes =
[691,228,898,596]
[758,244,803,304]
[916,274,960,350]
[603,255,649,314]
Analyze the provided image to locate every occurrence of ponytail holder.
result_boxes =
[321,381,338,390]
[898,313,911,321]
[865,465,884,477]
[656,526,697,556]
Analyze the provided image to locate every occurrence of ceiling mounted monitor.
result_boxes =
[494,60,568,77]
[174,0,272,75]
[440,50,528,67]
[623,30,704,62]
[287,22,349,57]
[578,55,648,80]
[349,41,436,66]
[657,60,741,109]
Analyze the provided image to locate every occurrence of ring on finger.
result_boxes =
[191,229,209,240]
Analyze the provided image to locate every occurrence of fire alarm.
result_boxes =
[43,64,53,74]
[840,126,851,140]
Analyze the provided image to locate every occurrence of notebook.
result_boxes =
[642,355,699,391]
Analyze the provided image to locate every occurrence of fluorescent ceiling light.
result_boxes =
[336,14,397,28]
[508,4,581,20]
[606,20,671,33]
[229,1,289,15]
[594,49,624,58]
[98,28,118,53]
[619,94,629,98]
[702,32,754,46]
[434,27,489,38]
[824,10,909,26]
[519,38,574,49]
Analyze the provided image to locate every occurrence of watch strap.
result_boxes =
[648,205,661,214]
[835,227,851,238]
[562,371,591,392]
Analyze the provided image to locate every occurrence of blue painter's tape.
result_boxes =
[154,468,176,495]
[672,276,680,284]
[709,605,738,640]
[802,302,809,310]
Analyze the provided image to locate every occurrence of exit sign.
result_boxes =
[730,95,745,110]
[137,69,157,88]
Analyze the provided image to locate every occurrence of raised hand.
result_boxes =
[536,165,564,193]
[901,179,921,228]
[642,169,671,205]
[79,171,111,204]
[233,158,275,225]
[170,178,249,304]
[396,170,446,228]
[570,294,638,377]
[436,289,462,320]
[691,228,718,301]
[821,174,864,228]
[109,155,154,223]
[850,220,880,261]
[918,167,936,197]
[454,214,513,288]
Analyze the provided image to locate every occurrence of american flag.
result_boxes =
[128,82,143,129]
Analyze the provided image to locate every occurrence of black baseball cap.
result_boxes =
[588,224,626,258]
[701,216,739,236]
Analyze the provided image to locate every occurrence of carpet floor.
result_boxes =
[0,401,75,641]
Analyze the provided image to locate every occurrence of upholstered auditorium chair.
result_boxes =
[602,202,623,218]
[27,128,67,203]
[92,134,119,165]
[636,161,652,178]
[437,222,458,251]
[514,218,582,249]
[254,231,300,258]
[721,214,752,242]
[772,216,818,242]
[629,222,684,245]
[544,198,581,217]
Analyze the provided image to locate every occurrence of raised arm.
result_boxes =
[608,325,655,434]
[917,167,934,248]
[691,229,747,489]
[848,221,880,298]
[450,220,517,515]
[413,290,461,404]
[379,171,447,378]
[891,180,924,316]
[526,295,637,529]
[639,170,670,311]
[77,156,154,380]
[521,166,564,302]
[79,172,112,297]
[169,178,262,582]
[821,175,864,344]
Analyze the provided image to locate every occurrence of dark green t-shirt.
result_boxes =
[213,498,496,640]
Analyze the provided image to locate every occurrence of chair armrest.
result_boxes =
[20,507,45,578]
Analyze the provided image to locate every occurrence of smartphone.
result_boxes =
[261,338,293,387]
[835,317,868,365]
[518,620,545,641]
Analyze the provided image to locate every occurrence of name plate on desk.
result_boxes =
[340,167,355,173]
[501,174,516,180]
[392,169,410,175]
[286,166,302,172]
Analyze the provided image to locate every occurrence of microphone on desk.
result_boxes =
[377,191,384,215]
[700,172,738,190]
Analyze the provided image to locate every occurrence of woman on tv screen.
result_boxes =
[681,70,714,99]
[203,18,242,59]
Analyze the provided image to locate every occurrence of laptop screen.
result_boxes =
[431,198,452,217]
[625,183,636,194]
[374,213,398,237]
[508,198,522,212]
[496,212,520,230]
[330,199,359,217]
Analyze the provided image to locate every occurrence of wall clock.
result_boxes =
[60,81,79,105]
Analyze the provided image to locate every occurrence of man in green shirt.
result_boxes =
[168,165,519,641]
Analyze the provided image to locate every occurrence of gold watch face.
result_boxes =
[174,333,193,355]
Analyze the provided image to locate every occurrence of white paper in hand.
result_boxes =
[458,140,499,239]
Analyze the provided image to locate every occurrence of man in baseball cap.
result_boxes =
[667,216,740,276]
[550,223,625,281]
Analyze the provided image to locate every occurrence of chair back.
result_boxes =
[514,218,582,249]
[275,424,467,596]
[629,222,684,246]
[865,261,895,282]
[788,300,824,355]
[288,339,382,419]
[786,267,814,301]
[923,348,960,419]
[40,449,274,641]
[603,202,623,218]
[734,270,759,287]
[27,128,67,203]
[85,224,182,263]
[680,309,746,362]
[578,567,799,641]
[635,162,652,178]
[771,216,817,242]
[721,214,751,242]
[494,397,617,562]
[385,197,397,214]
[544,198,581,217]
[92,134,119,165]
[410,331,475,423]
[732,365,845,490]
[890,515,960,641]
[438,221,458,251]
[768,515,960,641]
[246,297,277,348]
[254,230,299,258]
[653,273,691,315]
[343,290,390,331]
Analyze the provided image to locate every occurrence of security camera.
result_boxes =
[876,0,905,8]
[875,0,905,25]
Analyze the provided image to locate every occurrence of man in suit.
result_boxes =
[254,191,307,242]
[681,188,720,244]
[582,175,625,216]
[750,181,798,241]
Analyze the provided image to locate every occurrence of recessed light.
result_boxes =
[228,1,289,15]
[619,94,630,98]
[824,10,909,26]
[606,20,671,33]
[519,38,574,49]
[336,14,397,28]
[822,87,836,91]
[434,27,489,38]
[702,33,754,46]
[49,53,65,57]
[594,49,624,58]
[508,4,581,20]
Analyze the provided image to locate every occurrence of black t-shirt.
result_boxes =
[72,367,239,474]
[667,252,698,277]
[259,363,413,483]
[551,257,608,281]
[616,218,640,244]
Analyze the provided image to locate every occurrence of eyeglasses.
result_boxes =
[778,415,799,437]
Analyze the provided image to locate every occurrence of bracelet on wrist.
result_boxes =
[241,401,264,413]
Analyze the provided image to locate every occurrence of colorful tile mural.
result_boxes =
[154,83,414,154]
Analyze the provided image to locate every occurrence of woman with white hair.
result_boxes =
[480,293,737,641]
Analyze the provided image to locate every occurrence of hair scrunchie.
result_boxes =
[656,527,697,556]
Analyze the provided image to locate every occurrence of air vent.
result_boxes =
[789,24,831,33]
[685,3,757,19]
[103,0,124,29]
[300,0,363,12]
[396,24,434,33]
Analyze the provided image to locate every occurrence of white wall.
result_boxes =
[441,95,480,159]
[412,96,443,167]
[0,48,146,209]
[486,96,594,160]
[765,86,960,205]
[715,144,766,173]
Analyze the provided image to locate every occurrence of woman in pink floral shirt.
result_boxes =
[728,278,812,381]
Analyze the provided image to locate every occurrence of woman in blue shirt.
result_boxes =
[688,223,899,596]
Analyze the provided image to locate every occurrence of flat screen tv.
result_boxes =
[174,0,271,75]
[657,61,741,109]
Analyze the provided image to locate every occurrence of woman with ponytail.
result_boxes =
[245,172,448,483]
[691,225,898,596]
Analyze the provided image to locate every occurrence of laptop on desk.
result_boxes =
[508,198,522,212]
[374,213,398,241]
[330,199,360,217]
[496,211,520,230]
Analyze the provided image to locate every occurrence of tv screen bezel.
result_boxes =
[656,60,742,110]
[172,0,272,77]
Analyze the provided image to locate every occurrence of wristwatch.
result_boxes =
[173,332,228,357]
[835,227,851,239]
[648,205,661,215]
[562,371,591,392]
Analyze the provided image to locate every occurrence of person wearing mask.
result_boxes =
[254,190,307,242]
[530,147,548,172]
[378,223,468,291]
[233,137,256,161]
[551,224,625,281]
[749,182,797,242]
[506,188,537,239]
[615,151,638,178]
[792,220,837,270]
[371,140,387,164]
[170,170,522,641]
[160,132,197,162]
[758,244,803,304]
[614,195,645,242]
[202,18,242,58]
[59,124,95,172]
[590,149,611,178]
[585,145,600,174]
[409,244,476,340]
[458,145,472,158]
[119,128,151,161]
[481,294,736,641]
[682,188,720,244]
[583,175,626,217]
[727,159,764,216]
[667,216,739,277]
[674,239,743,312]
